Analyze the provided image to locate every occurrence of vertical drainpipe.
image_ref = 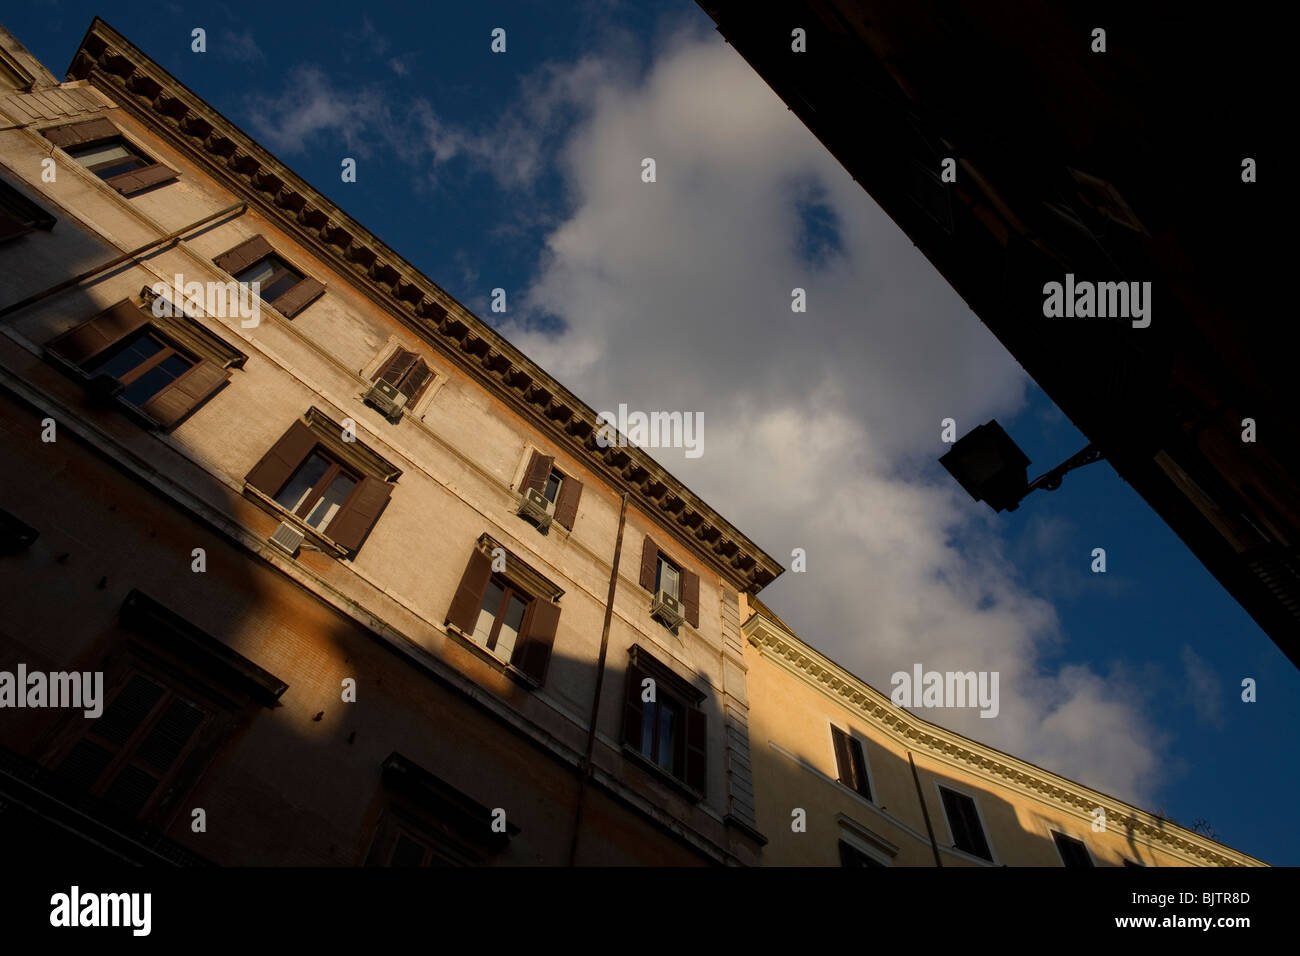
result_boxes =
[909,751,943,867]
[567,490,629,866]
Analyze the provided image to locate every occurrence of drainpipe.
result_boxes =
[908,751,943,867]
[567,490,629,866]
[0,201,247,319]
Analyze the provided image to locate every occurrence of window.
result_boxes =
[621,646,707,796]
[831,725,871,799]
[517,450,583,531]
[42,118,179,196]
[0,176,56,242]
[638,536,700,629]
[839,840,885,867]
[45,299,240,429]
[939,785,992,861]
[444,536,562,685]
[41,590,285,826]
[243,410,399,555]
[1052,831,1095,868]
[213,235,324,318]
[371,347,433,406]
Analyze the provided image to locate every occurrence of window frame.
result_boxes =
[273,447,364,535]
[82,326,198,406]
[1050,829,1096,868]
[234,254,304,305]
[829,722,873,801]
[620,645,708,798]
[936,782,996,864]
[42,118,180,197]
[65,135,152,180]
[471,573,535,660]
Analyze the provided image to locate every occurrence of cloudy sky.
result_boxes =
[10,0,1297,862]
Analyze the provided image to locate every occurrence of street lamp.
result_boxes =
[939,420,1103,513]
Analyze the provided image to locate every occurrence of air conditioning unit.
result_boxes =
[364,380,408,419]
[516,487,554,529]
[269,521,305,557]
[650,589,685,630]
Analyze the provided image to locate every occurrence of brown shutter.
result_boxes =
[399,359,432,401]
[520,451,553,495]
[374,347,415,385]
[42,117,118,148]
[622,662,647,750]
[273,276,325,318]
[685,705,707,794]
[213,235,275,276]
[244,420,317,497]
[512,599,560,685]
[553,475,583,531]
[326,476,392,553]
[446,547,492,634]
[639,536,659,591]
[831,725,855,787]
[105,162,179,196]
[849,737,870,798]
[681,569,700,628]
[47,300,151,366]
[139,358,230,429]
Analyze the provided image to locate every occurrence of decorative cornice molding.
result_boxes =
[745,616,1266,868]
[65,17,782,595]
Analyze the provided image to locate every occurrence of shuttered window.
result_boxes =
[244,418,395,555]
[621,649,707,796]
[0,176,56,242]
[213,235,324,318]
[43,118,179,196]
[638,536,700,628]
[939,786,993,861]
[831,725,871,799]
[54,671,208,819]
[373,347,434,404]
[45,300,233,430]
[518,450,583,531]
[1052,831,1095,868]
[445,543,561,685]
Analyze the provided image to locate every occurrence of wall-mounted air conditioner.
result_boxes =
[364,380,408,419]
[650,589,685,630]
[269,521,305,557]
[516,487,554,529]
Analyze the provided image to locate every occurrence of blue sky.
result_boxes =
[9,1,1296,864]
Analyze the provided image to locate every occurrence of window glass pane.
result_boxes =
[473,580,505,646]
[236,257,278,286]
[262,271,301,303]
[656,699,681,774]
[83,331,162,380]
[122,353,193,405]
[307,471,357,531]
[274,452,329,513]
[237,256,302,302]
[657,560,679,598]
[68,140,147,179]
[544,472,562,503]
[640,699,657,759]
[494,593,528,660]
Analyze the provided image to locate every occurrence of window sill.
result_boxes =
[442,624,539,690]
[620,744,703,804]
[241,485,348,558]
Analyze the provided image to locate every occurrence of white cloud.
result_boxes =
[496,27,1168,805]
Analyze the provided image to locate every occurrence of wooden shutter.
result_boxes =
[521,451,553,495]
[374,347,416,385]
[681,569,700,628]
[105,162,178,196]
[42,117,118,148]
[213,235,275,276]
[325,476,393,553]
[849,737,870,798]
[622,662,647,749]
[446,547,492,634]
[512,599,560,685]
[46,300,151,366]
[639,536,659,591]
[685,705,707,795]
[553,475,583,530]
[139,358,230,429]
[831,725,855,787]
[244,420,317,497]
[399,359,432,401]
[273,276,325,318]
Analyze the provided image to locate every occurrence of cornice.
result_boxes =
[745,616,1267,868]
[65,17,782,595]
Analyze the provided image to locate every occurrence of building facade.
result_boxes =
[0,18,1262,867]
